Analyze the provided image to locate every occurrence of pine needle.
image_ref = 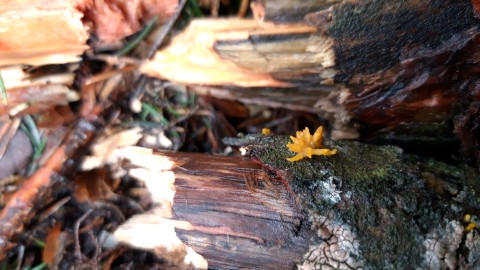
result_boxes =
[115,16,159,56]
[0,71,7,104]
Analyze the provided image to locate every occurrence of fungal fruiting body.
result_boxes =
[286,126,337,162]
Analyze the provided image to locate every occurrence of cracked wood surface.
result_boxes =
[160,151,316,269]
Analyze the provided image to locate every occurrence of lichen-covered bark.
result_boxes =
[224,134,480,269]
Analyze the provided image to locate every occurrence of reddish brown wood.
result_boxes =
[159,152,315,269]
[0,146,66,260]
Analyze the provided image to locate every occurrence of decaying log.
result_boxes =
[162,152,315,269]
[114,135,479,269]
[4,130,477,268]
[221,134,480,269]
[142,0,480,166]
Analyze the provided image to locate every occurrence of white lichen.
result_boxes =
[298,210,365,270]
[422,220,464,269]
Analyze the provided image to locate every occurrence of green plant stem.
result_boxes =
[115,16,159,56]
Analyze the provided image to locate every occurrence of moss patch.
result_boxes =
[235,134,475,268]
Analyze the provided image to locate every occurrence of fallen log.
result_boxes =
[5,130,477,268]
[141,0,480,166]
[151,134,480,269]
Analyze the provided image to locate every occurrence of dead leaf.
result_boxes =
[43,222,66,269]
[79,0,179,43]
[74,168,115,203]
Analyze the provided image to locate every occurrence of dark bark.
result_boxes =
[144,0,480,167]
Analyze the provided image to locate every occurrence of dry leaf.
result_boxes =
[42,222,66,269]
[74,168,115,203]
[79,0,179,43]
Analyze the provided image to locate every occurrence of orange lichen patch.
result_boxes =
[286,126,337,162]
[141,18,316,87]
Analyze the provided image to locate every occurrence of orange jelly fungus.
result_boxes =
[286,126,337,162]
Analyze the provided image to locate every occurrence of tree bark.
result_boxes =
[142,0,480,166]
[161,151,316,269]
[140,136,480,269]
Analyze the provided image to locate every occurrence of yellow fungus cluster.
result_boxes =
[464,214,477,232]
[262,128,271,135]
[286,126,337,162]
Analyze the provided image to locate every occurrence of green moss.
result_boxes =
[248,135,421,192]
[241,135,442,268]
[222,133,480,268]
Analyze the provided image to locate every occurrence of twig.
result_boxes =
[0,118,20,159]
[147,0,187,59]
[237,0,250,18]
[167,105,199,129]
[0,145,66,260]
[74,209,94,261]
[115,16,160,57]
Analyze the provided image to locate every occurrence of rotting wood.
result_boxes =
[222,133,480,269]
[159,151,317,269]
[114,137,480,269]
[142,0,480,167]
[0,0,88,66]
